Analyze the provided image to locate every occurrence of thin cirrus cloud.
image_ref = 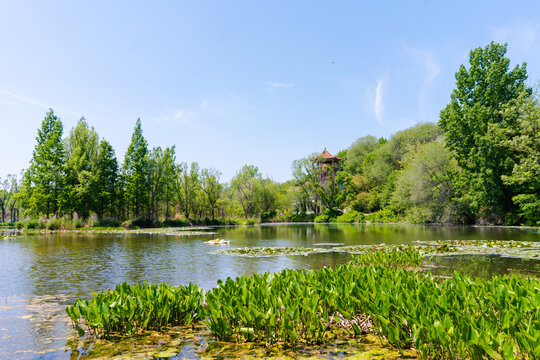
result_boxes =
[374,79,385,126]
[0,88,79,116]
[403,45,441,122]
[491,21,539,55]
[267,81,295,94]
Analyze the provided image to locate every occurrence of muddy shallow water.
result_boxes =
[0,224,539,359]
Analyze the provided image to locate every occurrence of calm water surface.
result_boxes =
[0,224,539,359]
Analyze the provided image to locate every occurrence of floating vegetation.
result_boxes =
[205,238,230,245]
[72,227,217,237]
[313,242,345,246]
[333,240,540,260]
[213,240,540,260]
[214,246,331,257]
[66,324,415,359]
[67,249,540,359]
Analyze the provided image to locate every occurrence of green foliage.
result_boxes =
[335,210,364,223]
[314,209,342,223]
[364,209,399,223]
[439,42,531,221]
[23,109,65,218]
[496,91,540,225]
[344,136,378,174]
[63,117,100,219]
[201,168,222,220]
[66,281,205,336]
[94,140,119,220]
[230,165,279,220]
[175,162,201,219]
[123,118,150,218]
[69,250,540,359]
[391,140,466,223]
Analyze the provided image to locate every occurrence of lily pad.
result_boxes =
[214,246,332,257]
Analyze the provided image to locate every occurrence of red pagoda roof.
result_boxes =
[318,148,342,161]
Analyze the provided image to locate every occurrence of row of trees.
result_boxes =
[289,42,539,225]
[7,114,289,224]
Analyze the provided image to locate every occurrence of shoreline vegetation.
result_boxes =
[66,249,540,359]
[0,42,539,231]
[2,216,538,234]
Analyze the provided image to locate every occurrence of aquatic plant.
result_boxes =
[67,249,540,359]
[214,246,330,257]
[66,281,204,336]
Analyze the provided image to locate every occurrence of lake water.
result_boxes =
[0,224,539,359]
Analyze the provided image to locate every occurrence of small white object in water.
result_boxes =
[205,239,230,245]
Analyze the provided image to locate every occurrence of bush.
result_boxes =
[161,218,190,227]
[335,210,364,223]
[94,218,122,228]
[278,212,316,223]
[364,209,399,223]
[245,218,259,225]
[314,209,342,223]
[25,219,39,229]
[47,218,63,230]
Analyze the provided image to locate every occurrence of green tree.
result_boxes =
[175,162,201,219]
[160,146,177,220]
[291,156,317,214]
[123,118,149,218]
[0,177,8,222]
[7,174,21,222]
[391,140,466,223]
[439,42,531,221]
[95,139,119,219]
[63,117,99,219]
[344,136,378,174]
[231,165,262,219]
[201,168,222,220]
[23,109,65,218]
[148,147,166,221]
[495,91,540,225]
[257,178,280,221]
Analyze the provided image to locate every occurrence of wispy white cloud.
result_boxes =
[267,81,295,94]
[403,45,441,122]
[0,88,80,116]
[154,90,258,130]
[491,21,539,54]
[374,79,385,126]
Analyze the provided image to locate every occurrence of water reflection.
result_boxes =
[0,224,538,359]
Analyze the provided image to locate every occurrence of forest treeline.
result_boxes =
[1,42,538,228]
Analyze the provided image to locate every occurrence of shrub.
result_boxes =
[95,218,122,228]
[364,209,399,223]
[314,209,342,223]
[47,218,63,230]
[335,210,364,223]
[161,218,190,227]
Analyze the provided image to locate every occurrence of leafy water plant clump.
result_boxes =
[67,249,540,359]
[214,246,331,257]
[66,282,204,337]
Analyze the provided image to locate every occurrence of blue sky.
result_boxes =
[1,1,540,182]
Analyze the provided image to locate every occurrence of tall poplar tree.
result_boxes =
[439,42,531,221]
[23,109,65,218]
[95,139,119,219]
[123,118,149,218]
[63,117,99,219]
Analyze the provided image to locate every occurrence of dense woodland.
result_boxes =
[1,42,539,227]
